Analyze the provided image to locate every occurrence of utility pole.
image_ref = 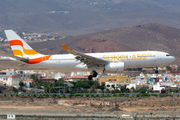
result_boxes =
[64,79,65,94]
[59,80,60,94]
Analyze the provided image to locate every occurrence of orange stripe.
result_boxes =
[9,40,23,47]
[12,50,23,57]
[26,55,52,64]
[10,40,39,55]
[23,47,39,55]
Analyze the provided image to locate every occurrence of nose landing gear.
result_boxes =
[155,67,159,74]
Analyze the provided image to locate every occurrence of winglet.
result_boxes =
[62,44,70,50]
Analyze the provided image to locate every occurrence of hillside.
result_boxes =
[1,0,180,36]
[1,23,180,67]
[33,23,180,65]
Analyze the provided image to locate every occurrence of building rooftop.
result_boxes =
[7,76,20,78]
[20,79,33,82]
[64,75,88,80]
[39,78,57,82]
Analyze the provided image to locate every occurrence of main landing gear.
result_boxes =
[88,70,98,80]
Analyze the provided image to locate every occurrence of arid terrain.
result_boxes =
[1,0,180,36]
[0,96,179,117]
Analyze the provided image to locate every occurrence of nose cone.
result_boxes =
[168,56,176,63]
[172,56,176,62]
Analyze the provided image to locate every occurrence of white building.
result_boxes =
[0,71,17,83]
[20,79,33,88]
[126,83,136,89]
[175,75,180,81]
[6,76,21,87]
[153,82,165,91]
[0,70,34,87]
[160,82,177,87]
[53,72,66,79]
[130,77,148,85]
[64,75,88,82]
[71,72,90,77]
[105,81,122,90]
[16,70,35,78]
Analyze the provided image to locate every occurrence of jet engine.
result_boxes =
[104,62,124,73]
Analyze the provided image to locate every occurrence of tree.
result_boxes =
[44,86,49,93]
[131,87,135,92]
[0,89,2,93]
[87,81,95,86]
[126,68,132,71]
[12,87,18,93]
[95,84,104,90]
[114,89,120,93]
[120,86,126,93]
[19,81,24,87]
[49,87,54,93]
[19,86,23,91]
[162,70,166,73]
[90,89,96,93]
[30,74,39,86]
[53,81,64,87]
[132,68,137,71]
[75,83,90,89]
[105,89,110,93]
[126,88,130,93]
[136,68,142,71]
[82,83,90,89]
[138,88,147,93]
[166,66,171,71]
[36,84,41,89]
[178,67,180,70]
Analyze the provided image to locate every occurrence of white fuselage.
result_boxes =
[35,51,175,72]
[4,30,175,74]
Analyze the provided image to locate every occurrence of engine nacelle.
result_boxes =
[104,62,124,73]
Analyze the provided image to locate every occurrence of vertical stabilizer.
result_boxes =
[4,30,43,58]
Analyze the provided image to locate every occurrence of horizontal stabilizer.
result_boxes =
[9,55,29,62]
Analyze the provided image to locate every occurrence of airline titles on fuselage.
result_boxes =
[103,53,154,61]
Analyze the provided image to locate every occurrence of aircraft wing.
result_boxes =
[62,44,109,68]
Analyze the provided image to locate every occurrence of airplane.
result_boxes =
[4,30,175,80]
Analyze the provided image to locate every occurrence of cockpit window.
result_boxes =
[166,54,171,56]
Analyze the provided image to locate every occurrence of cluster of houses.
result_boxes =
[0,31,64,43]
[0,69,66,88]
[0,66,180,92]
[101,73,180,91]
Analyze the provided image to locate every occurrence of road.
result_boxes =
[0,112,179,118]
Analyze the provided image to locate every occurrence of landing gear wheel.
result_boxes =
[155,70,158,74]
[88,75,93,80]
[155,67,159,74]
[92,70,98,77]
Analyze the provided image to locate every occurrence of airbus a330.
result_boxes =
[4,30,175,80]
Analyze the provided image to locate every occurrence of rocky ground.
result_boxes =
[0,96,179,117]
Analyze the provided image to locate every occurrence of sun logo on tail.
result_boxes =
[5,30,52,64]
[9,40,39,57]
